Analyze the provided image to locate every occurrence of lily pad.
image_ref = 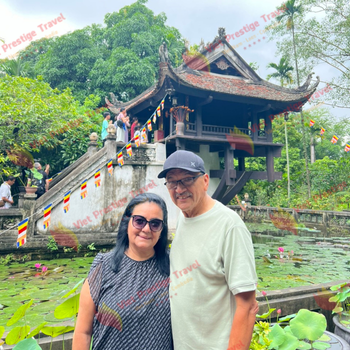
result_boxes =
[290,309,327,341]
[7,300,33,327]
[13,338,42,350]
[41,325,74,337]
[54,294,80,319]
[5,325,30,345]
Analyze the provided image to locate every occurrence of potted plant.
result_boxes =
[170,106,194,135]
[251,292,350,349]
[329,282,350,344]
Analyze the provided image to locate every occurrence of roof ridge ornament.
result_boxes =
[297,73,319,92]
[109,92,120,105]
[218,27,226,41]
[159,42,169,63]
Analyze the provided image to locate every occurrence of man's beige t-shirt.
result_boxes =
[170,201,257,350]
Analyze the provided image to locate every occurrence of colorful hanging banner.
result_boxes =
[320,127,325,135]
[43,203,52,229]
[126,143,132,157]
[118,152,124,166]
[161,99,165,110]
[17,218,28,248]
[63,190,71,213]
[309,120,315,127]
[81,179,87,199]
[141,127,147,144]
[152,113,157,124]
[135,133,140,147]
[107,159,113,176]
[147,119,152,132]
[331,135,338,144]
[94,169,101,188]
[345,144,350,153]
[157,106,161,117]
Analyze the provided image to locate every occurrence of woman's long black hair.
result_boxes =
[110,193,170,277]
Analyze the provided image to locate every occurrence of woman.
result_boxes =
[73,193,172,350]
[116,108,130,143]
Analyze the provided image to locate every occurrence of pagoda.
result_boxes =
[106,28,319,204]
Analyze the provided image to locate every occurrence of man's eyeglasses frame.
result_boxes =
[164,173,205,190]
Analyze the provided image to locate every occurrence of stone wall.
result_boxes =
[229,204,350,234]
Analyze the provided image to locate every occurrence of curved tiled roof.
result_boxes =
[172,68,315,103]
[106,31,319,112]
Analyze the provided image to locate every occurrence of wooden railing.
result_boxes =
[187,122,196,131]
[202,124,250,135]
[172,121,267,140]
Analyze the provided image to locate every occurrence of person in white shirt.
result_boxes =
[158,151,258,350]
[0,176,16,209]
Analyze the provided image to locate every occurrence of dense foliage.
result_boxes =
[0,75,103,186]
[238,107,350,211]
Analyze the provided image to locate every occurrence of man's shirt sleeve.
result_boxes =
[0,184,9,199]
[222,224,257,295]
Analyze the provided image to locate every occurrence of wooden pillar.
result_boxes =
[196,105,203,137]
[238,157,245,172]
[265,113,273,142]
[225,144,235,185]
[176,138,185,150]
[252,111,258,141]
[170,112,173,136]
[266,147,274,182]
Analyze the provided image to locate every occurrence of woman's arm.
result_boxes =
[72,280,96,350]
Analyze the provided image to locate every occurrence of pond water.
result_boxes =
[0,257,94,330]
[0,224,349,329]
[247,222,350,291]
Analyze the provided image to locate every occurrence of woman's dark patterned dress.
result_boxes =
[88,252,172,350]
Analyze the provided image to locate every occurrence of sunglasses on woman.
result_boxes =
[131,215,164,232]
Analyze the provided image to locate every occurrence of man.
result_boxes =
[101,112,111,146]
[32,162,49,199]
[158,150,258,350]
[0,176,15,209]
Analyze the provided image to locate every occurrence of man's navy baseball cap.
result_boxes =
[157,150,206,178]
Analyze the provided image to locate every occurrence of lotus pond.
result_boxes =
[0,224,349,328]
[248,222,350,291]
[0,257,94,330]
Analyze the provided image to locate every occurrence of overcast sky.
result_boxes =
[0,0,345,118]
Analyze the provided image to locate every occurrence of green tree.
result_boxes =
[33,27,103,103]
[0,57,32,77]
[0,75,81,177]
[273,0,312,198]
[266,57,293,86]
[20,0,185,105]
[18,36,54,78]
[266,57,294,201]
[270,0,350,109]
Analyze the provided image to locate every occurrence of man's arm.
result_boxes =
[2,197,14,204]
[227,290,258,350]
